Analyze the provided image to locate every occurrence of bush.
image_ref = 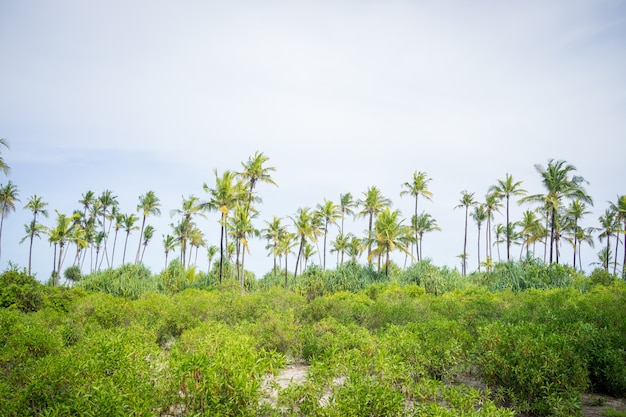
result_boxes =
[0,265,43,312]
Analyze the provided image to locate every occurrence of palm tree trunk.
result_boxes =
[477,225,482,272]
[505,196,510,261]
[136,216,146,264]
[463,206,469,276]
[123,233,130,264]
[294,238,304,279]
[28,233,34,276]
[219,220,225,283]
[613,234,619,276]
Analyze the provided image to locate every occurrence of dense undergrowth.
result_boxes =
[1,259,625,416]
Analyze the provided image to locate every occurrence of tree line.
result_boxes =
[0,140,625,285]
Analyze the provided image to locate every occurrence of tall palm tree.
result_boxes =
[229,203,258,286]
[414,212,441,261]
[170,195,205,268]
[472,204,487,271]
[400,171,433,261]
[49,211,79,285]
[140,225,155,263]
[110,210,124,267]
[0,138,10,175]
[598,209,616,271]
[564,199,591,269]
[518,209,544,260]
[262,216,286,273]
[135,191,161,264]
[188,226,206,267]
[239,151,277,211]
[206,245,219,273]
[346,234,363,263]
[291,207,317,279]
[278,231,296,287]
[369,208,412,276]
[489,174,526,261]
[522,160,592,264]
[493,223,506,262]
[483,193,502,260]
[122,213,139,264]
[98,190,117,268]
[79,191,95,219]
[316,199,341,271]
[23,194,49,275]
[204,170,244,283]
[339,192,357,236]
[358,186,392,264]
[455,190,476,276]
[0,181,20,260]
[609,195,626,278]
[162,234,177,269]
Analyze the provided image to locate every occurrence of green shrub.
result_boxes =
[476,321,588,416]
[0,265,43,312]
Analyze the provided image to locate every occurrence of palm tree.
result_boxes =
[472,204,487,271]
[316,199,341,271]
[331,232,350,266]
[522,160,592,264]
[346,234,363,263]
[239,151,277,211]
[188,226,206,267]
[22,195,49,275]
[455,190,476,276]
[564,199,591,269]
[79,191,95,219]
[204,170,244,283]
[291,207,317,279]
[302,242,317,271]
[97,190,117,268]
[358,186,391,264]
[135,191,161,264]
[140,225,155,263]
[609,195,626,278]
[339,192,357,236]
[369,208,412,276]
[494,223,506,261]
[122,213,139,264]
[278,231,296,287]
[598,209,616,271]
[163,234,177,269]
[110,210,124,267]
[50,211,79,285]
[414,212,441,261]
[170,195,205,268]
[0,181,20,260]
[483,193,502,260]
[518,209,545,260]
[400,171,433,261]
[262,216,286,273]
[229,203,258,286]
[206,245,219,273]
[489,174,526,261]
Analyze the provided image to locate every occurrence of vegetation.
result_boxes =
[1,146,625,415]
[1,261,625,416]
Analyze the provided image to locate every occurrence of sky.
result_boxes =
[1,1,625,281]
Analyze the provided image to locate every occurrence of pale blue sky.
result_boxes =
[1,1,625,280]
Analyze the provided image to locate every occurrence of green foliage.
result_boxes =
[78,263,155,298]
[63,265,82,284]
[476,321,589,416]
[0,264,43,312]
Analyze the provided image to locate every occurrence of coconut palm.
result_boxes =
[315,199,341,271]
[134,191,161,263]
[609,195,626,278]
[522,160,592,264]
[489,174,526,261]
[414,212,441,261]
[400,171,433,261]
[331,232,351,266]
[140,225,155,263]
[278,231,296,287]
[564,199,591,269]
[472,204,487,271]
[206,245,219,273]
[122,213,139,264]
[188,226,206,267]
[369,208,412,276]
[22,195,49,275]
[455,190,476,276]
[0,138,9,175]
[204,170,245,283]
[518,209,544,260]
[291,207,318,279]
[358,186,392,264]
[262,216,286,273]
[0,181,20,260]
[170,195,206,268]
[339,192,357,235]
[597,209,616,271]
[239,151,277,211]
[97,190,117,268]
[49,211,79,285]
[229,203,258,286]
[163,234,177,269]
[110,210,124,267]
[483,193,502,260]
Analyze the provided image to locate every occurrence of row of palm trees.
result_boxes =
[0,141,625,283]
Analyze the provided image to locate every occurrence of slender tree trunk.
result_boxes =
[122,233,130,264]
[136,216,146,264]
[477,224,482,272]
[219,219,225,283]
[28,230,34,276]
[241,245,246,289]
[613,234,619,276]
[294,237,304,279]
[0,215,5,260]
[623,221,626,278]
[111,230,119,266]
[57,243,65,286]
[506,196,510,261]
[141,243,147,263]
[367,212,373,265]
[463,206,469,276]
